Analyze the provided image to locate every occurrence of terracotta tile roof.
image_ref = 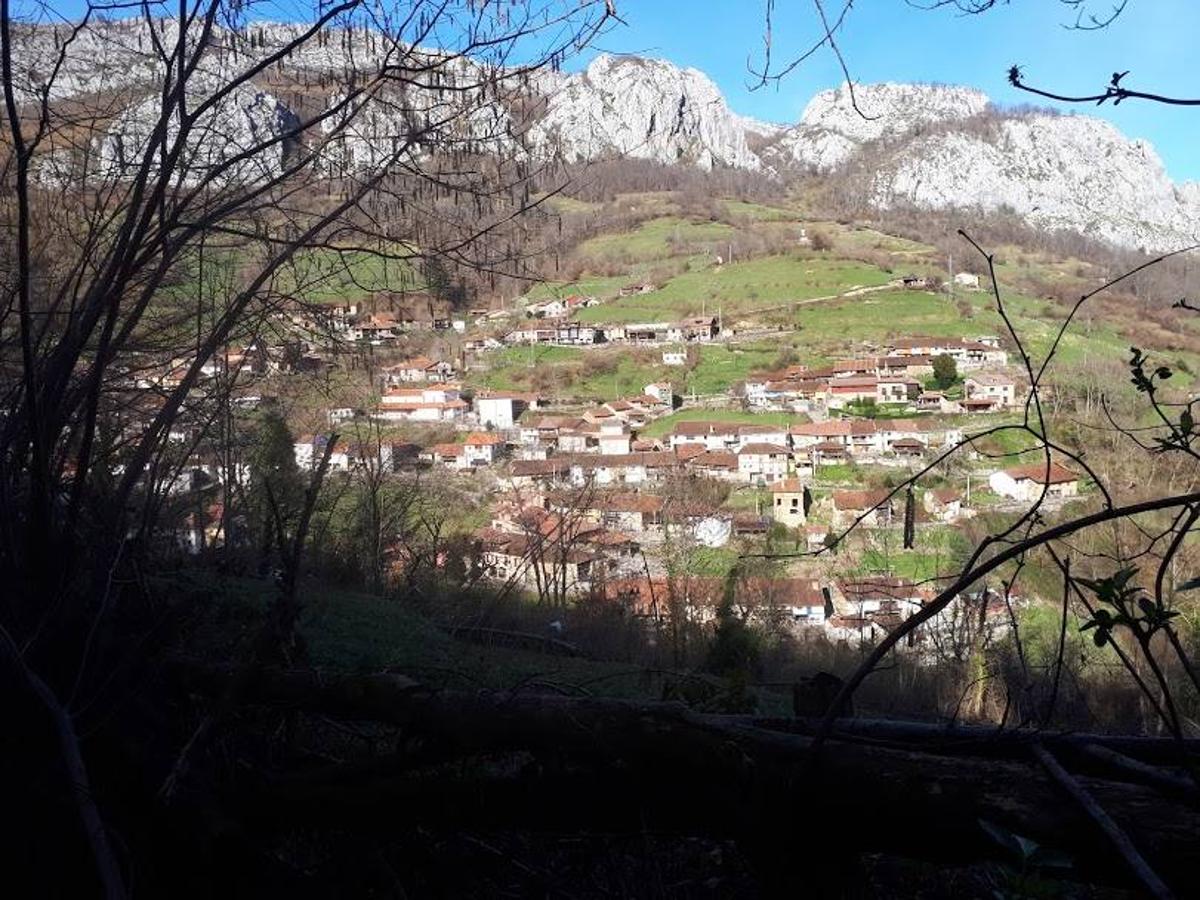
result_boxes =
[737,443,791,455]
[591,492,666,514]
[830,376,879,390]
[465,432,503,445]
[770,478,805,493]
[966,372,1016,386]
[376,399,467,411]
[1003,462,1079,484]
[736,577,826,608]
[792,420,853,437]
[387,355,438,371]
[673,420,738,437]
[477,390,538,402]
[839,576,924,604]
[832,489,893,511]
[510,459,566,477]
[688,450,738,470]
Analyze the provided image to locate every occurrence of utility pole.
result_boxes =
[948,252,955,304]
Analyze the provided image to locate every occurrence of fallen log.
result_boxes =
[443,625,584,657]
[753,715,1200,763]
[171,663,1200,893]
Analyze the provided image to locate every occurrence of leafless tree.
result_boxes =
[0,1,613,893]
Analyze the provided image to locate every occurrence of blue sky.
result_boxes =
[581,0,1200,182]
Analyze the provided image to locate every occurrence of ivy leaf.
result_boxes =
[1113,568,1138,588]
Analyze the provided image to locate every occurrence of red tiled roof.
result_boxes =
[1003,462,1079,485]
[966,372,1016,386]
[791,420,852,437]
[737,443,791,455]
[376,400,467,411]
[510,459,565,477]
[673,420,737,437]
[478,390,538,402]
[830,376,879,390]
[465,432,503,445]
[832,489,893,511]
[591,492,666,514]
[688,451,738,470]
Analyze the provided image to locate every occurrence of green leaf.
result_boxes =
[1113,568,1138,588]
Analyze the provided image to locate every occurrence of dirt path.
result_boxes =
[733,279,910,319]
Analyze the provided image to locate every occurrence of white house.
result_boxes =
[598,421,632,456]
[381,356,455,385]
[295,436,395,472]
[662,348,687,366]
[463,432,505,467]
[736,443,791,484]
[670,421,740,452]
[374,383,467,422]
[886,336,1007,370]
[964,372,1018,409]
[475,391,536,429]
[644,382,673,404]
[734,424,790,451]
[770,478,807,528]
[989,462,1080,502]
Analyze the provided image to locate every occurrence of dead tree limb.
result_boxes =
[1031,742,1174,899]
[169,664,1200,891]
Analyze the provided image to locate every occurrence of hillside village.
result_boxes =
[16,9,1200,896]
[130,207,1130,657]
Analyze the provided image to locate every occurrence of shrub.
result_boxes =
[808,228,835,252]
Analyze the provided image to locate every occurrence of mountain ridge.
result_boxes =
[17,18,1200,252]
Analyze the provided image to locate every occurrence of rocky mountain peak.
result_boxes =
[16,15,1200,252]
[528,53,765,171]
